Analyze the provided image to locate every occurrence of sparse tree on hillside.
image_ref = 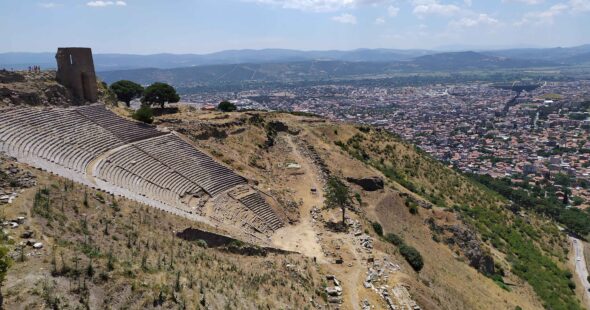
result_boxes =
[141,82,180,109]
[218,101,237,112]
[0,245,12,308]
[110,80,144,107]
[325,176,351,228]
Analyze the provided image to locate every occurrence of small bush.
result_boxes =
[409,205,419,215]
[372,222,383,236]
[196,239,208,248]
[385,233,404,246]
[400,244,424,272]
[132,106,154,124]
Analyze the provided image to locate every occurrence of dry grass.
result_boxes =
[2,162,324,309]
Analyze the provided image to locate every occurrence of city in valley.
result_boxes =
[3,0,590,309]
[184,80,590,208]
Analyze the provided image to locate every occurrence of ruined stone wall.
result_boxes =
[55,48,98,103]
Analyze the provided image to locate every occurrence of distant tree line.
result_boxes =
[470,173,590,237]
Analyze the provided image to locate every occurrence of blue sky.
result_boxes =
[1,0,589,53]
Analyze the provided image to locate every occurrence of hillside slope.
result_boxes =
[0,107,585,309]
[153,109,584,309]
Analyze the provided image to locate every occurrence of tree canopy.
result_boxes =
[141,82,180,109]
[0,244,11,308]
[325,176,350,226]
[132,106,154,124]
[109,80,144,107]
[218,101,237,112]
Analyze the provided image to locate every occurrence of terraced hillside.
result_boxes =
[2,103,587,309]
[0,104,284,243]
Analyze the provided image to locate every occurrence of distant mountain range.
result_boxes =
[2,45,590,72]
[95,51,567,86]
[0,48,432,72]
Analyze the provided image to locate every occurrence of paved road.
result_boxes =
[570,236,590,308]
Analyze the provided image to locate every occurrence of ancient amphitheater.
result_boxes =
[0,104,284,243]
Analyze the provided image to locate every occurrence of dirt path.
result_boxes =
[270,135,366,309]
[570,236,590,309]
[271,135,325,261]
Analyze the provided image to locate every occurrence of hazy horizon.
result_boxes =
[1,0,589,54]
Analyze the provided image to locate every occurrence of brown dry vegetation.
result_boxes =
[154,110,556,309]
[0,107,583,309]
[2,160,324,309]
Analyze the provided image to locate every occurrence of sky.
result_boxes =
[1,0,589,54]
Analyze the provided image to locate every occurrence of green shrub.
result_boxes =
[372,222,383,236]
[400,244,424,272]
[132,106,154,124]
[196,239,208,248]
[385,233,404,246]
[218,101,237,112]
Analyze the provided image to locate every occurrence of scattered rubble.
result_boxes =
[0,155,37,204]
[310,206,322,222]
[325,275,343,304]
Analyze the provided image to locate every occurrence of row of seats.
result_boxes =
[94,143,202,208]
[0,105,284,231]
[76,105,165,143]
[134,134,246,196]
[239,192,284,230]
[0,107,124,173]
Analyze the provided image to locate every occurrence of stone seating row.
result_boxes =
[239,192,284,230]
[134,134,246,196]
[75,105,165,143]
[0,107,124,172]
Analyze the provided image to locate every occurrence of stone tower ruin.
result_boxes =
[55,47,98,103]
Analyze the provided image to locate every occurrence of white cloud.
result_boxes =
[39,2,59,8]
[412,0,461,17]
[247,0,385,12]
[464,0,472,7]
[387,5,400,16]
[515,3,568,25]
[86,0,127,7]
[331,13,357,24]
[569,0,590,12]
[451,13,499,27]
[375,17,386,24]
[502,0,544,5]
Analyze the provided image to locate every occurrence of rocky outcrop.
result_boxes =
[446,225,495,275]
[346,176,384,191]
[428,218,495,275]
[0,154,37,204]
[0,70,25,83]
[0,71,77,107]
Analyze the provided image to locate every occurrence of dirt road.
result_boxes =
[271,135,325,260]
[570,236,590,309]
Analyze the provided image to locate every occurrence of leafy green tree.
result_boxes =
[109,80,144,107]
[325,176,350,227]
[372,222,383,236]
[400,244,424,272]
[218,101,237,112]
[132,106,154,124]
[554,173,572,188]
[141,82,180,109]
[0,246,12,308]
